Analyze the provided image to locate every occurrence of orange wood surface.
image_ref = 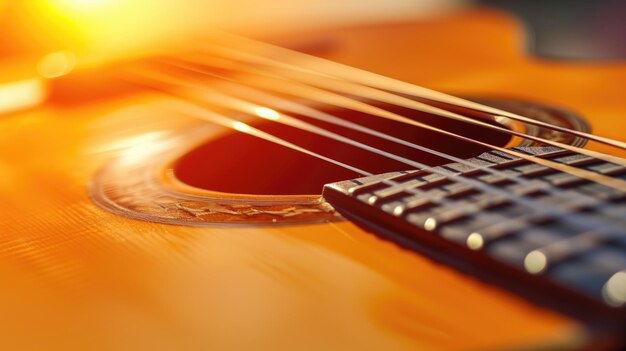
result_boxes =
[2,7,623,350]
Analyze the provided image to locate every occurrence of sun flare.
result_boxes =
[26,0,199,61]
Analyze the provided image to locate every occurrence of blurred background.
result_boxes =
[2,0,626,63]
[0,0,625,117]
[0,0,468,113]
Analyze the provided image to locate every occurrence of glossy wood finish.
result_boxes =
[2,7,623,350]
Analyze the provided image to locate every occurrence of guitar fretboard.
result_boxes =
[323,146,626,314]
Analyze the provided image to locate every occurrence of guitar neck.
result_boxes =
[323,146,626,317]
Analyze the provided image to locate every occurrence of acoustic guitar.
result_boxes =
[1,2,625,350]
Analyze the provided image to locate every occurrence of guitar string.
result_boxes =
[148,59,626,193]
[165,100,372,176]
[190,61,626,259]
[179,70,625,219]
[167,54,626,169]
[128,65,626,271]
[191,31,626,150]
[167,96,623,252]
[173,83,626,270]
[176,40,626,283]
[177,87,622,272]
[121,68,625,242]
[195,73,626,240]
[123,32,626,277]
[151,61,619,204]
[168,50,626,168]
[123,30,626,261]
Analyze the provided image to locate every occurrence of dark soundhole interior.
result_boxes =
[174,100,511,195]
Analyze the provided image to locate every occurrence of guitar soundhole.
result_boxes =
[91,97,588,225]
[173,101,511,195]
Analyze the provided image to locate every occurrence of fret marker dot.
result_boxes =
[602,271,626,307]
[393,206,404,217]
[424,217,437,231]
[466,233,484,250]
[367,196,378,205]
[524,251,547,274]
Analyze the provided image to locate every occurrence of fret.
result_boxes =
[439,161,476,173]
[472,213,548,243]
[544,172,587,187]
[384,189,447,217]
[550,153,595,165]
[373,177,427,198]
[323,146,626,312]
[577,182,626,202]
[441,182,476,198]
[532,190,602,210]
[548,260,615,297]
[396,194,438,214]
[482,150,516,162]
[463,192,510,210]
[513,163,552,177]
[506,180,550,197]
[371,185,410,202]
[587,162,626,175]
[346,172,407,195]
[587,248,626,273]
[521,227,570,247]
[406,200,475,229]
[476,172,515,185]
[420,173,449,185]
[488,237,538,267]
[529,231,616,271]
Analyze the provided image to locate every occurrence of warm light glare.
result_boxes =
[254,107,281,121]
[31,0,189,59]
[118,132,169,165]
[233,121,252,133]
[50,0,117,11]
[37,51,76,78]
[0,79,46,114]
[35,0,119,20]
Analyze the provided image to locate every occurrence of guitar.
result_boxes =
[1,2,625,350]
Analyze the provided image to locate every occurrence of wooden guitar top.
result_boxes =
[2,7,625,350]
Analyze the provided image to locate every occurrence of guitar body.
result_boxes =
[1,7,624,350]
